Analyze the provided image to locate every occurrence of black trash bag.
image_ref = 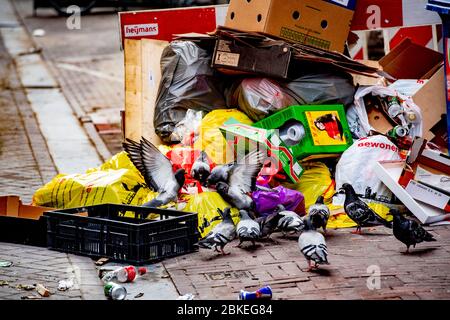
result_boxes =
[226,72,355,122]
[285,71,356,107]
[154,41,228,143]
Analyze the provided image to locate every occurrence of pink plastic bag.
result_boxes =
[252,185,305,217]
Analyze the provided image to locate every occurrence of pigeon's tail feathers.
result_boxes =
[423,231,436,242]
[238,227,260,240]
[142,198,163,209]
[378,216,393,229]
[315,195,325,205]
[197,237,215,249]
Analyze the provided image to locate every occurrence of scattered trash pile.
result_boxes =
[1,0,449,300]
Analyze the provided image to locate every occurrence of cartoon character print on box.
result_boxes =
[306,111,347,146]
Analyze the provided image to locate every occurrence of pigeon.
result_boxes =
[190,151,211,184]
[256,211,282,239]
[215,150,266,211]
[236,209,260,247]
[207,150,265,186]
[207,163,235,186]
[340,183,392,234]
[389,209,436,253]
[198,207,236,255]
[308,195,330,233]
[298,217,329,271]
[276,205,305,235]
[123,137,185,212]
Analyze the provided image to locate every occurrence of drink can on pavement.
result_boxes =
[239,286,272,300]
[104,282,127,300]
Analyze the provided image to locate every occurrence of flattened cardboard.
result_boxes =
[212,37,292,78]
[225,0,355,53]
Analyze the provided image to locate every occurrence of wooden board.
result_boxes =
[124,39,142,142]
[124,38,169,145]
[141,39,169,145]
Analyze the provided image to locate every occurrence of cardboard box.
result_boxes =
[0,196,55,246]
[212,37,292,79]
[405,180,450,212]
[379,38,445,141]
[224,0,356,53]
[220,119,303,183]
[374,161,450,225]
[253,105,353,161]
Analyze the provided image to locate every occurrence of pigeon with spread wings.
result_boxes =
[216,150,266,211]
[123,137,185,212]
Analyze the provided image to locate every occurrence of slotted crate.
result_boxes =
[44,204,199,265]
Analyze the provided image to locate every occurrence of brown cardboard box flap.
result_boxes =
[0,196,54,220]
[379,38,443,80]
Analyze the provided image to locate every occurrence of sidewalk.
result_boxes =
[163,226,450,300]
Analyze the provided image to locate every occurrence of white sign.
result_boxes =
[124,23,159,37]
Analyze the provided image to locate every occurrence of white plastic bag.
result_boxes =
[335,135,402,203]
[352,86,423,138]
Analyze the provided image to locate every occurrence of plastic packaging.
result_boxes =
[282,162,335,211]
[183,191,240,238]
[193,109,253,165]
[227,78,297,121]
[351,86,423,139]
[171,109,204,145]
[252,185,305,217]
[227,72,355,122]
[154,41,229,143]
[33,152,158,210]
[335,135,402,203]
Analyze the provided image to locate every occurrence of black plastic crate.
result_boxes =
[44,204,199,265]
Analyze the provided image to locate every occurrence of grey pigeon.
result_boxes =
[256,211,282,239]
[340,183,392,234]
[236,209,260,247]
[207,163,235,186]
[308,195,330,233]
[276,204,305,235]
[198,207,236,255]
[298,217,329,271]
[389,209,436,253]
[190,151,210,184]
[123,137,185,212]
[215,150,266,211]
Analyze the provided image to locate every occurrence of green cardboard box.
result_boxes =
[254,105,353,161]
[220,118,304,183]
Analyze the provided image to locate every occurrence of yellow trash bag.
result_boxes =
[326,201,393,229]
[194,109,253,165]
[282,162,335,211]
[183,192,240,238]
[33,152,157,210]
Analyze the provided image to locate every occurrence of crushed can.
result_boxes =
[239,286,272,300]
[104,282,127,300]
[388,126,409,138]
[117,266,147,283]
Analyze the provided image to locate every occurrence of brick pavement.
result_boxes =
[0,243,105,300]
[162,226,450,300]
[0,30,57,203]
